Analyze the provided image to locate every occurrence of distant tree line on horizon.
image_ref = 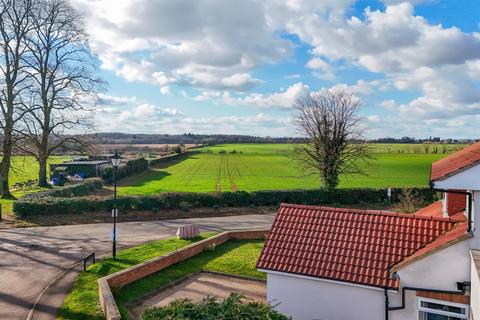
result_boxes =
[87,132,476,146]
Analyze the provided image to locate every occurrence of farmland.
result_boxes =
[117,143,452,195]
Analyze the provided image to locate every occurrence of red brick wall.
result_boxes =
[446,192,466,216]
[98,229,269,320]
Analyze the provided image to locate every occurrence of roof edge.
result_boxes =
[279,203,466,223]
[258,267,398,290]
[430,160,480,183]
[391,229,471,273]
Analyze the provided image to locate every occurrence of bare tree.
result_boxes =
[0,0,36,198]
[292,90,370,190]
[17,0,103,187]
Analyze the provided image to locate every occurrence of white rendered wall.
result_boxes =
[265,272,385,320]
[473,190,480,250]
[389,240,471,320]
[433,165,480,191]
[470,251,480,320]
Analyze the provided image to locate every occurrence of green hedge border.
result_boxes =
[20,178,103,200]
[13,187,435,218]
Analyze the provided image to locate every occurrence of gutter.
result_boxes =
[384,273,470,319]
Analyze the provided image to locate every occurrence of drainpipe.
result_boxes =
[384,272,470,316]
[387,283,470,311]
[429,186,473,233]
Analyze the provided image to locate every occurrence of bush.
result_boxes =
[21,178,102,200]
[149,152,199,167]
[102,158,149,182]
[141,294,288,320]
[12,187,436,218]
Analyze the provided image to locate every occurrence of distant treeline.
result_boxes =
[82,133,477,146]
[369,136,477,144]
[87,133,307,145]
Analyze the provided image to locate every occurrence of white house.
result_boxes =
[257,141,480,320]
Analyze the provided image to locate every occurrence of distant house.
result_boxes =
[257,141,480,320]
[50,160,112,179]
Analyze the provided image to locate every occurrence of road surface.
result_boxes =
[0,214,275,320]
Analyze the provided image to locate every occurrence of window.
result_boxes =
[418,297,469,320]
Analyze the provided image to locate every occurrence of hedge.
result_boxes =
[102,157,149,182]
[13,187,436,218]
[148,151,200,167]
[21,178,103,200]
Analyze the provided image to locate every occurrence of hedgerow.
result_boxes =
[13,187,435,218]
[102,157,149,182]
[21,178,102,200]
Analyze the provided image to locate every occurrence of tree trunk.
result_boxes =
[0,121,14,199]
[38,153,48,187]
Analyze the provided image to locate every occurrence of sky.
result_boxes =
[71,0,480,139]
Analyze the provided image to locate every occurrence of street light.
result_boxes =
[110,150,122,259]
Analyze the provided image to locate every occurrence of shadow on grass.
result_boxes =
[119,170,172,188]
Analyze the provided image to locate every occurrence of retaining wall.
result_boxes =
[98,229,269,320]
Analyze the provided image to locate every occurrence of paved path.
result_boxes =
[129,272,266,320]
[0,214,275,320]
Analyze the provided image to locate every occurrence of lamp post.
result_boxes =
[110,150,122,259]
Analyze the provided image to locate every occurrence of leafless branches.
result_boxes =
[292,89,370,189]
[0,0,36,197]
[0,0,103,190]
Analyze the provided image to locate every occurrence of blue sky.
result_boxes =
[73,0,480,138]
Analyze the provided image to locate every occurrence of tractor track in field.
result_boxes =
[215,154,223,192]
[225,153,238,192]
[183,154,208,188]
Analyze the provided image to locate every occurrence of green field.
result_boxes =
[0,156,71,214]
[118,144,448,195]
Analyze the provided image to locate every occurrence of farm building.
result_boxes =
[257,141,480,320]
[50,160,112,179]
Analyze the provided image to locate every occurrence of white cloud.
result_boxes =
[160,86,171,95]
[222,82,310,109]
[72,0,293,91]
[306,58,335,80]
[76,1,480,137]
[290,2,480,73]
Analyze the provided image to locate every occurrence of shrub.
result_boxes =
[149,152,199,167]
[12,187,436,218]
[21,178,102,200]
[141,294,288,320]
[102,157,149,182]
[396,188,427,213]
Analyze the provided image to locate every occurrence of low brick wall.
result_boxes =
[98,229,269,320]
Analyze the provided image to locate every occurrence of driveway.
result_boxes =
[0,214,275,320]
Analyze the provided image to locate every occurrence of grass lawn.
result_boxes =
[58,233,265,320]
[117,143,446,195]
[0,156,71,218]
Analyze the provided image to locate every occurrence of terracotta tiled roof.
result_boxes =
[257,203,467,289]
[392,223,470,272]
[431,141,480,181]
[415,201,443,217]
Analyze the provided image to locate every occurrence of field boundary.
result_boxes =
[98,229,269,320]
